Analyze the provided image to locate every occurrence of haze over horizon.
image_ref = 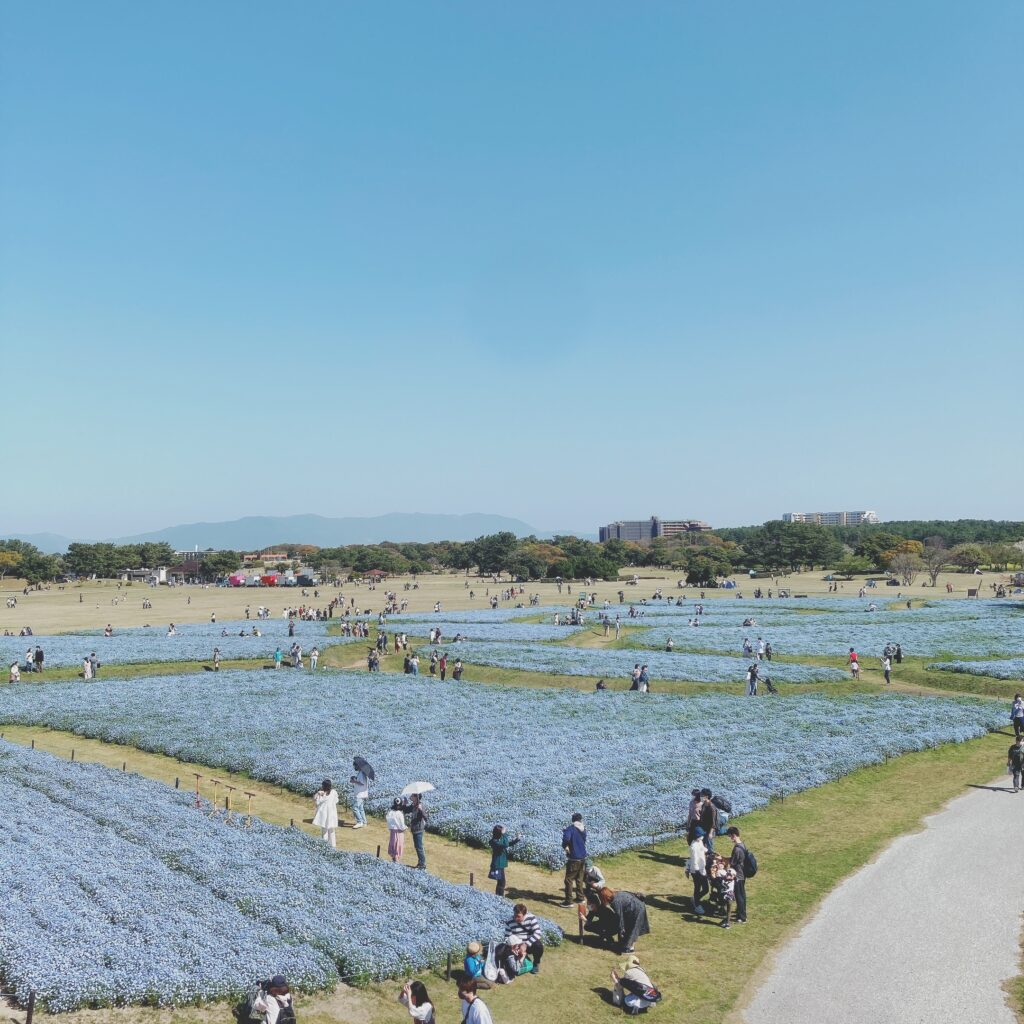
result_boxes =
[3,2,1021,538]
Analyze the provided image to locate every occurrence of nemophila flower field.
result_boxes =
[0,741,558,1012]
[0,672,1002,867]
[928,659,1024,681]
[392,621,585,642]
[443,641,847,684]
[627,600,1024,658]
[0,619,357,670]
[389,608,540,624]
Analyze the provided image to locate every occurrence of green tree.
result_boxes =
[200,550,242,579]
[951,543,985,572]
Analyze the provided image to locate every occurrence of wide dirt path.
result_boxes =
[743,774,1024,1024]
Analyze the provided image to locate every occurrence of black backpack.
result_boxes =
[742,846,758,878]
[710,794,733,814]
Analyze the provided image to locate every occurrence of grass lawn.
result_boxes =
[1,719,1014,1024]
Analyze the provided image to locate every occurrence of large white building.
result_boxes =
[782,511,880,526]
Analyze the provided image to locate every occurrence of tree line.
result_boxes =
[2,519,1022,586]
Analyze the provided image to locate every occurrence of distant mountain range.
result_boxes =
[5,513,548,553]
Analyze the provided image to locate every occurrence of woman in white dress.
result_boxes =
[83,656,93,680]
[312,778,339,849]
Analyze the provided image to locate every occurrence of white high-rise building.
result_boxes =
[781,511,880,526]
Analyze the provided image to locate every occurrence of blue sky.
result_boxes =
[2,2,1021,538]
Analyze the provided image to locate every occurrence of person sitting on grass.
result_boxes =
[611,954,662,1016]
[503,902,544,975]
[496,939,533,983]
[462,942,492,989]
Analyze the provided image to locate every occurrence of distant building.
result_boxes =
[781,511,880,526]
[599,517,713,543]
[243,551,290,565]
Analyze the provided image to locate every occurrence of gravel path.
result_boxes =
[744,774,1024,1024]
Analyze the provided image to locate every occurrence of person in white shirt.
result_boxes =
[688,826,709,915]
[398,980,434,1022]
[312,779,339,848]
[252,975,294,1024]
[386,798,407,862]
[350,760,369,828]
[309,646,319,670]
[457,979,494,1024]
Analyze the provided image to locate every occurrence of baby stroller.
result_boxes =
[763,676,779,696]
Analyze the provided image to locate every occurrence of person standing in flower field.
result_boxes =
[561,812,589,907]
[273,646,283,669]
[350,760,369,828]
[313,778,339,848]
[386,798,407,862]
[309,646,319,670]
[401,793,429,868]
[213,647,221,671]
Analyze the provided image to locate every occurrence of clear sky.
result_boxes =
[2,2,1021,538]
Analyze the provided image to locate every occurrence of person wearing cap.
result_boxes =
[611,954,661,1016]
[252,975,294,1024]
[560,812,589,907]
[457,979,494,1024]
[687,826,709,915]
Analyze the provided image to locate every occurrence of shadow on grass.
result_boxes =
[591,986,616,1007]
[637,849,687,869]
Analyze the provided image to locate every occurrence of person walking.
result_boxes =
[488,824,522,898]
[746,662,759,696]
[725,826,748,925]
[848,647,860,679]
[402,793,429,869]
[350,760,370,828]
[881,655,892,686]
[457,980,494,1024]
[1008,736,1024,793]
[313,778,339,848]
[386,798,407,862]
[1011,694,1024,740]
[560,812,589,907]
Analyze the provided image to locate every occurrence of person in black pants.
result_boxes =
[726,827,747,923]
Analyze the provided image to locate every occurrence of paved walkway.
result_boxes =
[745,775,1024,1024]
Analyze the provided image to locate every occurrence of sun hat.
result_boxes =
[466,941,482,956]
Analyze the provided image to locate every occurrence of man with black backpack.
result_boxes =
[245,975,295,1023]
[726,826,756,924]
